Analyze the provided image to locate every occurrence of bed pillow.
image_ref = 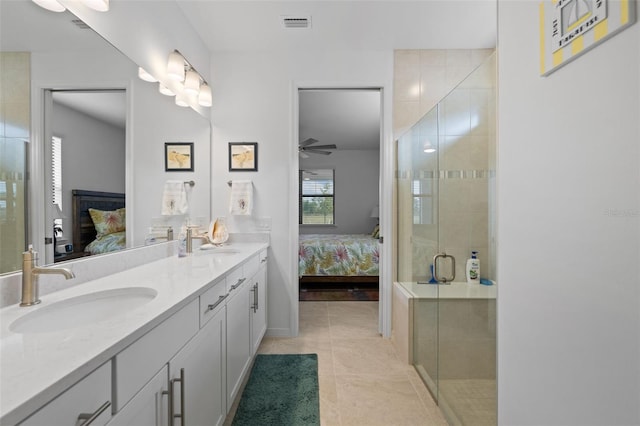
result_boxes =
[371,224,380,239]
[89,207,126,238]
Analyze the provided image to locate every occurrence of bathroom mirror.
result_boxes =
[0,1,211,273]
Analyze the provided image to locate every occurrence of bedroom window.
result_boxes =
[412,178,434,224]
[299,169,334,225]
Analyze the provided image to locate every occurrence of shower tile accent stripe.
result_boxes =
[396,169,495,180]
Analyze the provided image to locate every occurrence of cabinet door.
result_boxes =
[250,262,267,355]
[226,279,251,406]
[168,307,226,426]
[20,362,111,426]
[108,366,168,426]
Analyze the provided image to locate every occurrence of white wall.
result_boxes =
[131,80,211,246]
[52,101,126,244]
[300,149,380,235]
[497,1,640,424]
[210,49,393,336]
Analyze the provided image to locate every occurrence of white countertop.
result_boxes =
[395,281,497,299]
[0,242,268,425]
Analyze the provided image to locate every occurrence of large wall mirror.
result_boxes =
[0,1,212,274]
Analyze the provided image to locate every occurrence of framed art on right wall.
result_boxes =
[539,0,636,76]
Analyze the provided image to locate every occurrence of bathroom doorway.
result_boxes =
[296,88,384,328]
[43,89,126,264]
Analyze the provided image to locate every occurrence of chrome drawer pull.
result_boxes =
[230,277,246,290]
[76,401,111,426]
[206,294,228,312]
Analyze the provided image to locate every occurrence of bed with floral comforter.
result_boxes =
[298,234,379,277]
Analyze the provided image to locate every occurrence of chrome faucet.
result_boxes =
[21,246,75,307]
[186,227,209,253]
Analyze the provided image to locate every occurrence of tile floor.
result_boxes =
[225,301,448,426]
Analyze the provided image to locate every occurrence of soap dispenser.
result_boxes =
[466,251,480,284]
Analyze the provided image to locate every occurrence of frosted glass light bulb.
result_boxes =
[32,0,66,12]
[138,67,157,82]
[198,84,212,107]
[184,70,200,95]
[167,51,185,82]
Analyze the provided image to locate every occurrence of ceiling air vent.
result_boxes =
[71,19,91,29]
[281,16,311,29]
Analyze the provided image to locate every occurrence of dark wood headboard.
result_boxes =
[72,190,125,254]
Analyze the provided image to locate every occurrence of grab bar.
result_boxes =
[433,253,455,284]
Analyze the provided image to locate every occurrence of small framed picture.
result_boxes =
[229,142,258,172]
[165,142,194,172]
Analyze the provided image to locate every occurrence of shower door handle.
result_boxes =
[433,253,455,284]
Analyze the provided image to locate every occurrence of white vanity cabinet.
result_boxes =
[250,250,268,355]
[168,301,226,426]
[225,269,252,406]
[19,362,112,426]
[6,245,269,426]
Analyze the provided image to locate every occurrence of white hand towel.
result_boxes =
[229,180,253,216]
[161,180,188,215]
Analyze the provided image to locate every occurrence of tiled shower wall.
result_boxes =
[394,50,496,282]
[0,52,29,273]
[393,49,494,139]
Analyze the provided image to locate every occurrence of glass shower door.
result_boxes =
[397,104,441,399]
[397,52,497,425]
[435,53,497,425]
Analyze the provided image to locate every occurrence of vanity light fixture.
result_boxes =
[32,0,66,12]
[175,91,190,107]
[82,0,109,12]
[198,83,212,107]
[183,70,201,95]
[32,0,109,12]
[167,51,186,81]
[138,67,157,83]
[159,83,175,96]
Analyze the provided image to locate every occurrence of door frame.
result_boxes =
[31,80,132,264]
[290,83,393,338]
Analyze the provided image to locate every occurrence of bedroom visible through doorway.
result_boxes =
[297,88,382,304]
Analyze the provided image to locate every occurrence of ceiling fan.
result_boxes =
[299,138,337,158]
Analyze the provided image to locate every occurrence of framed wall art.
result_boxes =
[540,0,636,76]
[165,142,194,172]
[229,142,258,172]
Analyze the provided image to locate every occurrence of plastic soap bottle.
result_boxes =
[466,251,480,284]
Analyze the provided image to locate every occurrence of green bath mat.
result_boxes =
[232,354,320,426]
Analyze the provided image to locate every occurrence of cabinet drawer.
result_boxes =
[243,254,260,280]
[114,299,199,411]
[20,362,111,426]
[200,277,227,327]
[225,266,245,294]
[259,249,268,265]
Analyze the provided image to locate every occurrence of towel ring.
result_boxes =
[184,180,195,187]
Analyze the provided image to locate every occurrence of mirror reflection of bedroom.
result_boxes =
[48,90,126,264]
[298,88,381,310]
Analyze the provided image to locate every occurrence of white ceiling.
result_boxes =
[176,0,496,151]
[177,1,497,52]
[3,0,497,148]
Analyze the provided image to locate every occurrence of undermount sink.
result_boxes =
[10,287,158,334]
